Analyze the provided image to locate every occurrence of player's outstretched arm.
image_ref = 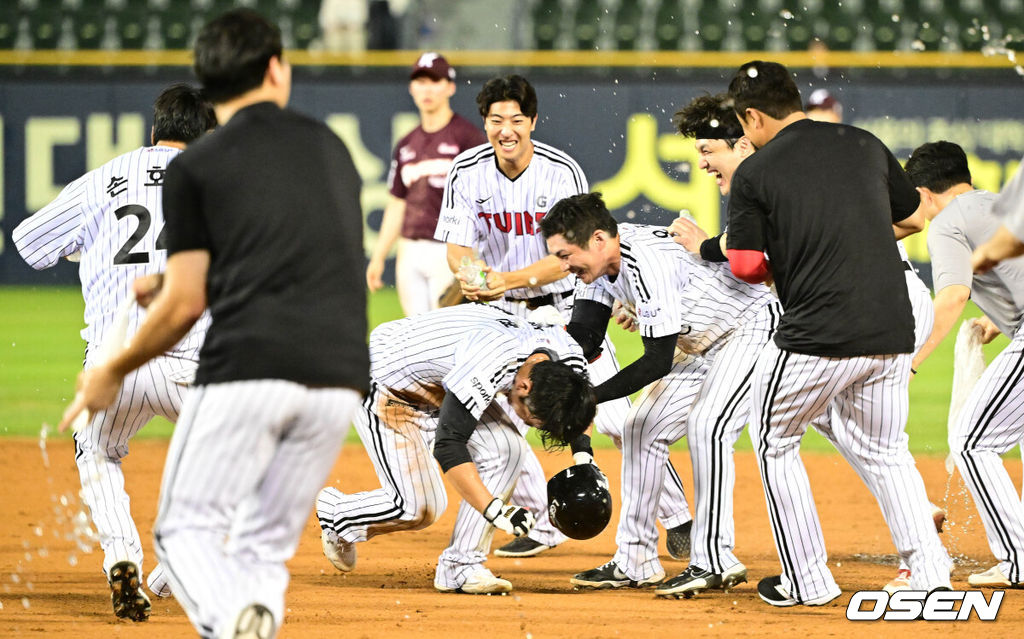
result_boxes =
[366,196,407,291]
[972,225,1024,273]
[912,284,970,372]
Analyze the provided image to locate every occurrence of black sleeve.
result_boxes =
[569,432,593,456]
[885,146,921,223]
[593,333,677,403]
[162,160,210,255]
[699,234,727,262]
[566,299,612,361]
[433,392,478,472]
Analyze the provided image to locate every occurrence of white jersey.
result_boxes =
[13,145,207,360]
[577,223,773,355]
[370,304,588,418]
[434,140,587,300]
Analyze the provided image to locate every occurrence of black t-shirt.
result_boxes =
[726,118,917,357]
[163,102,369,390]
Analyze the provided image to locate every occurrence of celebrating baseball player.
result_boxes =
[435,74,692,559]
[59,10,370,638]
[905,141,1024,588]
[724,60,951,606]
[671,91,943,596]
[13,84,215,622]
[365,52,485,315]
[316,303,596,594]
[540,192,779,594]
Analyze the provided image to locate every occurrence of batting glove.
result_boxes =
[483,498,535,537]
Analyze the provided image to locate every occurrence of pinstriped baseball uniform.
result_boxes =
[728,118,952,602]
[575,223,778,581]
[315,304,589,587]
[12,144,208,583]
[930,189,1024,584]
[435,141,691,547]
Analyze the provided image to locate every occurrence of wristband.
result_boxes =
[699,235,727,262]
[483,497,502,522]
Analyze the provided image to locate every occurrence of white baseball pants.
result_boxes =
[751,341,951,602]
[153,381,359,639]
[396,238,456,316]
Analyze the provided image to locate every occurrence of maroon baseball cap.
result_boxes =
[410,52,456,81]
[806,88,840,112]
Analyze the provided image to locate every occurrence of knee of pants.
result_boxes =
[404,493,448,529]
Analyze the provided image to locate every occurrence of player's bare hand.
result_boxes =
[365,258,385,292]
[668,215,709,253]
[133,273,164,308]
[972,315,1001,344]
[612,300,638,332]
[58,365,123,432]
[971,247,1000,275]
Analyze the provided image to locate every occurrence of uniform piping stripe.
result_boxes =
[958,449,1020,582]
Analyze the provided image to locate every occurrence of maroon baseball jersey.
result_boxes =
[387,112,486,240]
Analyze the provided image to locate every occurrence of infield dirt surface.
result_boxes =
[1,438,1021,638]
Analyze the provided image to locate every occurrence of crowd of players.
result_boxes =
[11,7,1024,638]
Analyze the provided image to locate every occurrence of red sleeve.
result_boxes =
[727,249,770,284]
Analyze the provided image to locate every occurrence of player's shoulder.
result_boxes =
[450,142,495,172]
[935,189,996,229]
[532,140,585,173]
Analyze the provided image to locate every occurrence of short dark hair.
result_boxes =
[152,84,216,144]
[476,75,538,119]
[526,360,596,449]
[539,192,617,248]
[673,92,743,146]
[194,9,282,103]
[727,61,803,121]
[904,141,973,193]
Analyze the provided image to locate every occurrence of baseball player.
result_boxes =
[13,84,215,622]
[365,52,486,316]
[972,157,1024,271]
[725,60,951,606]
[539,192,779,593]
[905,141,1024,588]
[670,91,943,596]
[316,303,596,594]
[435,74,692,559]
[61,10,369,638]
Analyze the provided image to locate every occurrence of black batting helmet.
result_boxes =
[546,464,612,540]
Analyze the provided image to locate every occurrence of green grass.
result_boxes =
[0,285,1013,458]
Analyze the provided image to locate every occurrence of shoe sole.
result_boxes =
[109,561,151,622]
[229,603,275,639]
[571,576,664,590]
[494,545,551,558]
[435,583,512,595]
[656,570,747,599]
[759,589,841,607]
[321,530,356,572]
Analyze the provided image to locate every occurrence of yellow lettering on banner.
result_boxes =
[968,153,1003,193]
[25,117,80,211]
[86,113,145,171]
[327,114,389,253]
[594,113,721,232]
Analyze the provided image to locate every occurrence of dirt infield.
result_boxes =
[1,437,1020,638]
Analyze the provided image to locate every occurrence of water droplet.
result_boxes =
[779,9,794,19]
[891,14,900,22]
[746,67,759,78]
[21,598,29,610]
[911,40,926,51]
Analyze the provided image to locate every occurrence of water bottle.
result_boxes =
[458,256,487,289]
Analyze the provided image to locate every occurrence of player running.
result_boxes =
[316,303,595,594]
[13,84,215,622]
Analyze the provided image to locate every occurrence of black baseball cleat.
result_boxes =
[757,575,841,607]
[655,563,747,598]
[108,561,151,622]
[494,536,552,558]
[665,521,692,561]
[571,560,664,589]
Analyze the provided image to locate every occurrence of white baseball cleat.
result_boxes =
[220,603,276,639]
[146,562,173,598]
[321,529,357,572]
[883,568,912,594]
[968,565,1019,588]
[435,567,512,595]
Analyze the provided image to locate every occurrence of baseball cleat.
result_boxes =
[665,521,692,561]
[146,563,173,598]
[655,562,747,598]
[108,561,151,622]
[494,536,552,558]
[931,505,946,533]
[570,560,665,589]
[968,565,1022,588]
[883,568,912,594]
[435,567,512,595]
[321,528,357,572]
[221,603,276,639]
[757,575,841,607]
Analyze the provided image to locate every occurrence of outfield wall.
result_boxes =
[2,51,1022,286]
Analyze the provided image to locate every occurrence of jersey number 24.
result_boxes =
[113,204,166,265]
